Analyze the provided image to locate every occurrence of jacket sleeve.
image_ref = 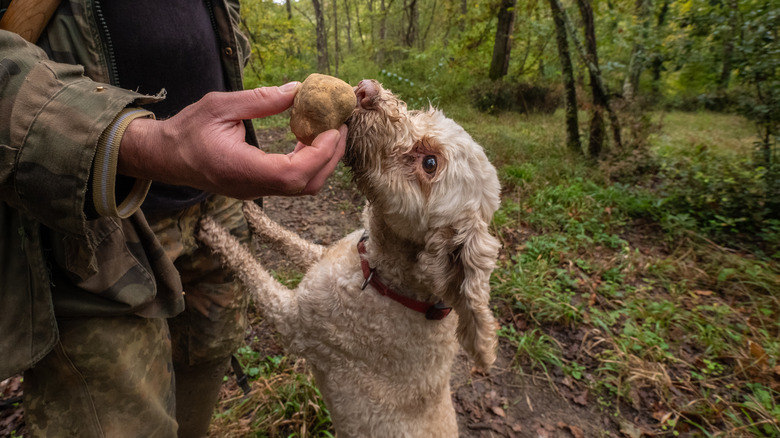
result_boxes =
[0,30,161,237]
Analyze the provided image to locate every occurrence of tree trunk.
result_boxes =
[623,0,652,104]
[575,0,605,158]
[378,0,387,62]
[354,0,365,47]
[718,0,739,91]
[489,0,517,80]
[367,0,374,46]
[421,0,437,50]
[547,0,581,154]
[312,0,330,73]
[405,0,419,48]
[333,0,340,76]
[551,0,622,150]
[650,0,669,97]
[343,0,353,52]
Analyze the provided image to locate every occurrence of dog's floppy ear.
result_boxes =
[419,217,500,370]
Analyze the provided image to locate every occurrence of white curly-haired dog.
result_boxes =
[198,79,501,437]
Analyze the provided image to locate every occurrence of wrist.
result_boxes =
[117,115,157,179]
[93,108,155,217]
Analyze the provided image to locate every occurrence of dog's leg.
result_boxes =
[198,216,300,340]
[242,201,324,270]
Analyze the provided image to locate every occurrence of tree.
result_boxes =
[312,0,330,73]
[343,0,354,52]
[333,0,341,75]
[551,0,622,151]
[718,0,739,91]
[547,0,581,154]
[649,0,669,98]
[623,0,652,104]
[404,0,420,47]
[489,0,517,80]
[575,0,605,158]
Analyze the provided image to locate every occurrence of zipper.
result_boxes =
[92,0,120,86]
[204,0,219,40]
[204,0,243,92]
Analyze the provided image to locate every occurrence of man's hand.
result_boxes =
[117,82,347,199]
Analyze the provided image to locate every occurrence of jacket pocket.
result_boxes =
[51,213,183,317]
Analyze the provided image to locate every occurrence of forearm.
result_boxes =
[0,31,161,235]
[116,87,348,200]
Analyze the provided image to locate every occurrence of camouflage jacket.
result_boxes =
[0,0,254,379]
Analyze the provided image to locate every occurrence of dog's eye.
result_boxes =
[422,155,437,174]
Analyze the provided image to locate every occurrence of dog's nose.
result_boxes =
[355,80,378,110]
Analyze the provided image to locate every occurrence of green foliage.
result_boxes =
[212,350,333,437]
[499,325,563,374]
[469,80,561,115]
[652,143,780,258]
[477,106,780,435]
[240,0,317,87]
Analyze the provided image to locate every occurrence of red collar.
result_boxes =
[357,235,451,320]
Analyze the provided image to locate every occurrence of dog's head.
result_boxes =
[346,80,500,370]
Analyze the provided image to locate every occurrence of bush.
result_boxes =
[470,80,561,114]
[656,145,780,258]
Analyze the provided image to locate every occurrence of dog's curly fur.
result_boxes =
[198,80,501,437]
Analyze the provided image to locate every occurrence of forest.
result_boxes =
[0,0,777,436]
[205,0,780,436]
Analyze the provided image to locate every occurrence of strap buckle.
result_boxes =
[361,268,375,290]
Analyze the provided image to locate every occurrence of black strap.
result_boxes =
[230,355,251,396]
[0,395,22,411]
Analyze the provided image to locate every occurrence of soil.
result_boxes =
[0,128,625,437]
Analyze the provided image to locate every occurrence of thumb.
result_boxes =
[212,82,300,121]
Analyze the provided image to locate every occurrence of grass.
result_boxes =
[466,107,780,436]
[216,107,779,436]
[209,352,333,437]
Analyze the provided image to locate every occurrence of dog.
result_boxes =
[197,79,501,437]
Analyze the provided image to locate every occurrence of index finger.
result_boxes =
[213,83,300,121]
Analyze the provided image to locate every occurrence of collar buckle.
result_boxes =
[361,268,375,291]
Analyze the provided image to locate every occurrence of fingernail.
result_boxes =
[280,81,300,92]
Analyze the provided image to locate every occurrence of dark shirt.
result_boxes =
[99,0,227,213]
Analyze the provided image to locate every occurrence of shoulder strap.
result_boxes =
[0,0,62,43]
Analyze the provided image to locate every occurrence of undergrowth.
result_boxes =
[485,108,780,436]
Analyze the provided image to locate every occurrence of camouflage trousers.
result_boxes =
[23,195,251,437]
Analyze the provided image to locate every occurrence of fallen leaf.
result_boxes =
[572,389,588,406]
[557,422,586,438]
[568,425,585,438]
[749,340,769,368]
[534,422,553,438]
[652,410,672,424]
[491,406,506,417]
[618,419,642,438]
[693,290,713,296]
